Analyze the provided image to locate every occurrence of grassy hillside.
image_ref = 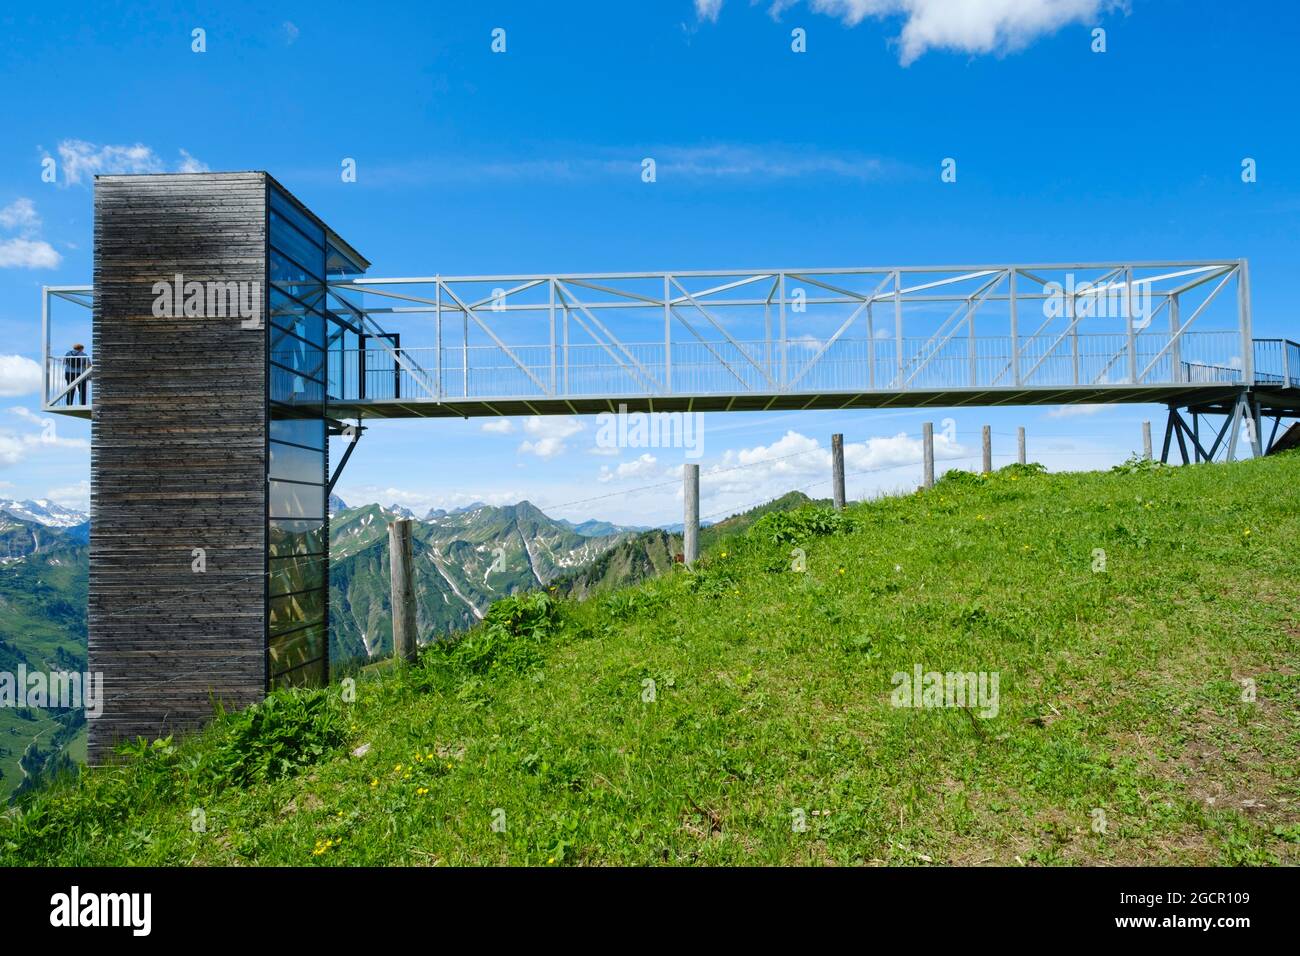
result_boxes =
[0,534,88,804]
[4,455,1298,866]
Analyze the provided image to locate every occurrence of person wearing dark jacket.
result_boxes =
[64,344,90,406]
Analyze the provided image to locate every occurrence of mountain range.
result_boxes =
[0,490,817,801]
[327,500,659,664]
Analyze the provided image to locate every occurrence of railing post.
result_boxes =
[40,287,49,409]
[663,273,671,394]
[982,425,992,474]
[435,278,442,399]
[967,298,976,386]
[831,434,845,510]
[683,464,699,567]
[358,334,367,401]
[779,272,787,389]
[549,278,556,396]
[867,302,875,389]
[894,269,903,389]
[1068,293,1079,385]
[1017,426,1026,465]
[1168,294,1181,383]
[1126,266,1138,383]
[1009,268,1021,387]
[393,340,401,399]
[922,422,935,489]
[1238,260,1254,386]
[1142,420,1152,461]
[388,519,418,664]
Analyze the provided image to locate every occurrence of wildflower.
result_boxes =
[1243,529,1252,537]
[394,763,403,773]
[370,778,378,788]
[721,551,728,558]
[416,787,429,796]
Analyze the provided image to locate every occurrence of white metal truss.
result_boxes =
[322,260,1259,409]
[42,260,1291,417]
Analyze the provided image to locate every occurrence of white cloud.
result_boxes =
[1044,402,1109,419]
[47,480,90,511]
[283,21,301,44]
[0,197,60,269]
[696,0,724,21]
[0,435,22,466]
[519,416,584,458]
[598,453,660,483]
[0,356,44,397]
[0,198,40,231]
[0,406,89,467]
[0,238,60,268]
[519,436,569,459]
[481,418,516,434]
[49,140,209,186]
[720,0,1120,64]
[177,149,210,174]
[699,428,967,503]
[353,143,894,186]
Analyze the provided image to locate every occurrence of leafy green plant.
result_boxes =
[1111,454,1164,475]
[750,506,853,545]
[428,591,560,676]
[199,689,347,789]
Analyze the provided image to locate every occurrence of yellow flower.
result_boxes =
[1243,529,1252,537]
[547,856,555,864]
[721,551,728,558]
[370,778,378,788]
[417,787,429,796]
[427,752,435,760]
[394,763,403,772]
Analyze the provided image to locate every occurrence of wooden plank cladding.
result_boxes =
[88,172,269,763]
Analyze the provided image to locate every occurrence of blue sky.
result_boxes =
[1,0,1297,525]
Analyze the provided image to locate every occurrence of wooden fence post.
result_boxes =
[389,519,418,664]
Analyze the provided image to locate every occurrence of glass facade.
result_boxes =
[263,180,366,686]
[264,182,367,690]
[266,185,329,689]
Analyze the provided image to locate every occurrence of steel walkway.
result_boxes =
[42,260,1300,422]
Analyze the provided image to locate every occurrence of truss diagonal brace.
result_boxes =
[327,420,364,496]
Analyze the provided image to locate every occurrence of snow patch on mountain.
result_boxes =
[0,499,88,529]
